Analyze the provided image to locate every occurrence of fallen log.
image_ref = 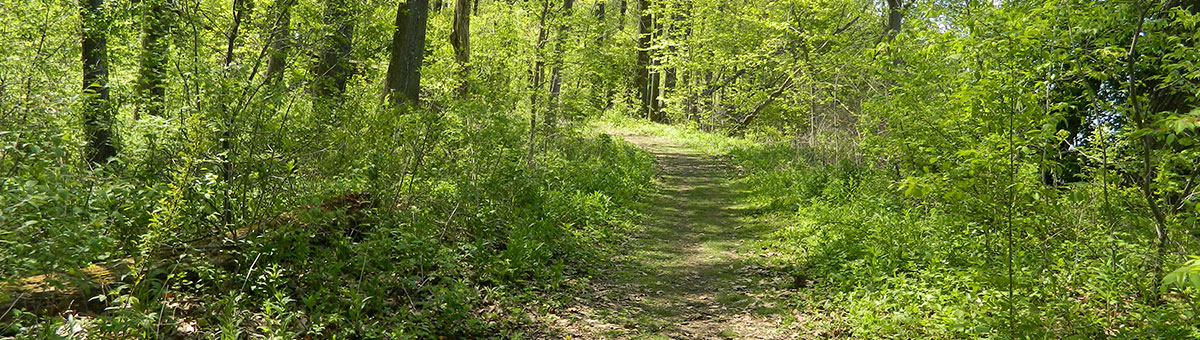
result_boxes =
[0,192,374,319]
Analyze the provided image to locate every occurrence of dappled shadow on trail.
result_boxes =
[535,133,800,339]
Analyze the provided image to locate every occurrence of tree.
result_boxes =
[137,0,171,119]
[220,0,250,229]
[634,0,653,120]
[313,0,355,102]
[618,0,626,29]
[450,0,471,96]
[884,0,902,40]
[81,0,115,165]
[266,0,295,83]
[530,0,551,137]
[385,0,430,108]
[547,0,575,126]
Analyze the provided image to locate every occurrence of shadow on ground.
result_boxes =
[533,133,802,339]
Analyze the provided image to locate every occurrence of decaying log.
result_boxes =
[0,192,374,319]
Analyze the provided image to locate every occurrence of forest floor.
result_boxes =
[535,132,802,339]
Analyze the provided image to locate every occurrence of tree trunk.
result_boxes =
[450,0,470,97]
[313,0,355,102]
[885,0,902,40]
[220,0,249,230]
[648,12,664,122]
[547,0,575,126]
[618,0,626,29]
[137,0,171,119]
[634,0,651,120]
[385,0,430,109]
[528,0,551,145]
[266,0,294,84]
[81,0,115,165]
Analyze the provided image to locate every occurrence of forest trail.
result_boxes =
[537,132,797,339]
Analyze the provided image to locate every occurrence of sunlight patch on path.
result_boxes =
[536,132,800,339]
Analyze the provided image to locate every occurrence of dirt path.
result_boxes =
[537,132,798,339]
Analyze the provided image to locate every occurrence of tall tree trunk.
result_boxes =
[450,0,470,97]
[385,0,430,108]
[634,0,651,119]
[885,0,902,40]
[266,0,294,84]
[648,11,664,122]
[81,0,116,165]
[530,0,551,142]
[884,0,903,66]
[221,0,249,231]
[137,0,171,119]
[618,0,626,29]
[547,0,575,126]
[313,0,355,102]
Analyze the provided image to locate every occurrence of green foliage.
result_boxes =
[2,0,1199,336]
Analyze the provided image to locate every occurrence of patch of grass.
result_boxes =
[588,112,756,156]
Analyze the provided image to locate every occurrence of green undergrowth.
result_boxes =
[606,118,1200,339]
[2,106,655,338]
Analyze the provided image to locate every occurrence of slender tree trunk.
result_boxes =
[450,0,470,97]
[634,0,651,119]
[137,0,171,119]
[385,0,430,108]
[885,0,902,39]
[618,0,626,29]
[1125,2,1170,299]
[81,0,115,165]
[884,0,903,66]
[648,12,664,122]
[547,0,575,126]
[221,0,249,230]
[529,0,551,145]
[313,0,355,101]
[266,0,294,84]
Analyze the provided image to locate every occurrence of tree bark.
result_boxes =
[266,0,294,84]
[618,0,626,29]
[450,0,471,97]
[385,0,430,108]
[137,0,171,119]
[547,0,575,126]
[648,12,664,122]
[635,0,652,120]
[220,0,249,230]
[885,0,902,40]
[81,0,115,165]
[313,0,355,101]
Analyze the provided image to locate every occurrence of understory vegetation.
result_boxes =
[609,116,1200,338]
